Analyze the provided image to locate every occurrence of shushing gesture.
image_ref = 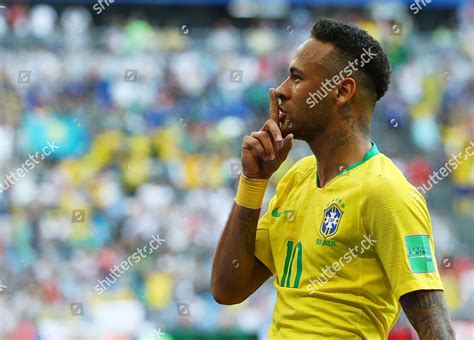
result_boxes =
[241,88,293,179]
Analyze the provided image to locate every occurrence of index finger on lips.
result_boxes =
[269,88,280,124]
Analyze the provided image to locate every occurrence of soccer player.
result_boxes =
[211,18,455,339]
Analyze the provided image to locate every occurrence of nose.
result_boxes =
[275,78,291,103]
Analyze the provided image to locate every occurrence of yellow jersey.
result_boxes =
[255,143,444,339]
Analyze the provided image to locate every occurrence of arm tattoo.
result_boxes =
[236,206,261,256]
[400,290,455,340]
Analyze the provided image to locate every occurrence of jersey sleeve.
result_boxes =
[363,181,444,300]
[255,194,277,275]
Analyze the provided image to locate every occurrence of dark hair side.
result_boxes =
[311,17,391,101]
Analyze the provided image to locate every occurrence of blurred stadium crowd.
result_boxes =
[0,2,473,339]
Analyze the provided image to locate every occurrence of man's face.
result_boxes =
[276,38,336,141]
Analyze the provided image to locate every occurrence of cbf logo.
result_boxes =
[320,204,343,238]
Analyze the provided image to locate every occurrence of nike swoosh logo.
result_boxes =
[272,207,290,217]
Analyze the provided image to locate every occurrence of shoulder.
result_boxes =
[362,153,425,206]
[279,155,315,184]
[361,154,431,233]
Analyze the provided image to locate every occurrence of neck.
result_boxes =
[308,128,371,188]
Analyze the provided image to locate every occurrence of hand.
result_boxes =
[241,88,293,179]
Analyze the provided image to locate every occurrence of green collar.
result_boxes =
[316,142,380,187]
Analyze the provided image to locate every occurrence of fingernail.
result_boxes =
[269,154,275,160]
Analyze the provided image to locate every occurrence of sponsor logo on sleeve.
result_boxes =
[405,235,436,273]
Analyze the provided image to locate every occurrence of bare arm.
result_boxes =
[400,290,455,340]
[211,202,272,305]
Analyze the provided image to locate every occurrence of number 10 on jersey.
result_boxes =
[280,240,303,288]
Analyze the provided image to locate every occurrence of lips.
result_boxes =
[279,107,289,128]
[279,107,287,120]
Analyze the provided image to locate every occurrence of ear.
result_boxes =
[335,77,356,107]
